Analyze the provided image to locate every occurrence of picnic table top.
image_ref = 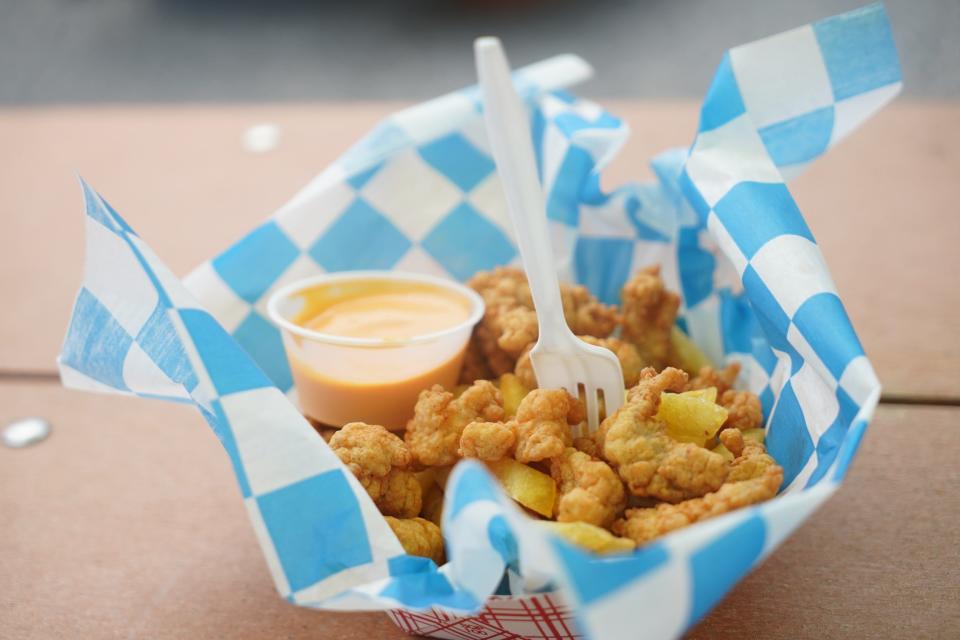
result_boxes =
[2,101,958,639]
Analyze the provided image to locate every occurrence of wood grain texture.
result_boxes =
[0,383,408,640]
[1,384,957,638]
[1,102,958,398]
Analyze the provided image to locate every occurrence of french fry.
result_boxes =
[656,390,728,447]
[486,458,556,517]
[670,326,713,375]
[422,484,444,527]
[539,521,635,554]
[682,386,718,403]
[499,373,530,418]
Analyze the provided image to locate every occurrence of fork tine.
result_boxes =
[584,384,599,431]
[601,379,624,421]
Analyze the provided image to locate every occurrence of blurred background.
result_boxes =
[3,4,960,639]
[3,0,957,104]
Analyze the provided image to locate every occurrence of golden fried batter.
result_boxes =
[514,336,645,390]
[720,389,763,430]
[365,472,422,519]
[405,380,505,467]
[550,448,626,528]
[385,516,446,566]
[459,336,494,384]
[686,363,740,397]
[466,267,618,377]
[572,436,600,458]
[468,267,533,309]
[473,320,517,377]
[458,421,516,461]
[560,283,620,338]
[620,266,680,369]
[513,345,538,390]
[322,266,783,552]
[513,389,583,463]
[497,306,539,357]
[718,427,745,457]
[726,434,780,483]
[329,422,422,518]
[597,367,729,503]
[467,268,537,376]
[613,434,783,544]
[579,336,646,388]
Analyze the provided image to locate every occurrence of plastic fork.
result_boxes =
[474,37,624,432]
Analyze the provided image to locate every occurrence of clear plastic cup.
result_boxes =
[267,271,485,431]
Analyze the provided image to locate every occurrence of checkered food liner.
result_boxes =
[59,4,899,639]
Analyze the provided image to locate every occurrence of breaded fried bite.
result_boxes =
[686,363,741,397]
[385,516,445,566]
[405,380,505,467]
[560,282,620,338]
[550,448,626,528]
[329,422,422,518]
[459,421,516,461]
[515,336,645,391]
[465,267,618,379]
[619,266,680,370]
[579,336,646,388]
[513,389,584,463]
[597,367,729,503]
[613,432,782,544]
[720,389,763,431]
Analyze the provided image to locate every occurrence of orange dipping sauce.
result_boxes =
[302,288,471,342]
[268,273,483,431]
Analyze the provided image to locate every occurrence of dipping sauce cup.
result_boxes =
[267,271,485,431]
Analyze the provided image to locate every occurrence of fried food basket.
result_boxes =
[59,5,900,638]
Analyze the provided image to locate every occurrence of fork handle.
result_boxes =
[475,38,572,348]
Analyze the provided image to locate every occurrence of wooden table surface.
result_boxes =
[2,101,959,639]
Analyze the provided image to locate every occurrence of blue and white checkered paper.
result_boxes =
[60,4,899,639]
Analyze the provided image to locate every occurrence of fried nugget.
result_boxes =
[560,283,620,338]
[513,389,583,463]
[459,335,493,384]
[613,434,783,544]
[459,421,516,461]
[572,436,600,458]
[467,268,536,376]
[620,266,680,370]
[579,336,646,388]
[513,345,538,390]
[725,431,780,483]
[470,267,618,337]
[550,448,626,528]
[467,267,618,377]
[329,422,422,518]
[385,516,445,566]
[406,380,505,467]
[473,320,517,377]
[468,266,533,308]
[718,427,745,458]
[514,336,644,390]
[597,367,729,503]
[686,363,740,397]
[497,306,539,357]
[720,389,763,430]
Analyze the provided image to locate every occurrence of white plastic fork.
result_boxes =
[475,37,624,432]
